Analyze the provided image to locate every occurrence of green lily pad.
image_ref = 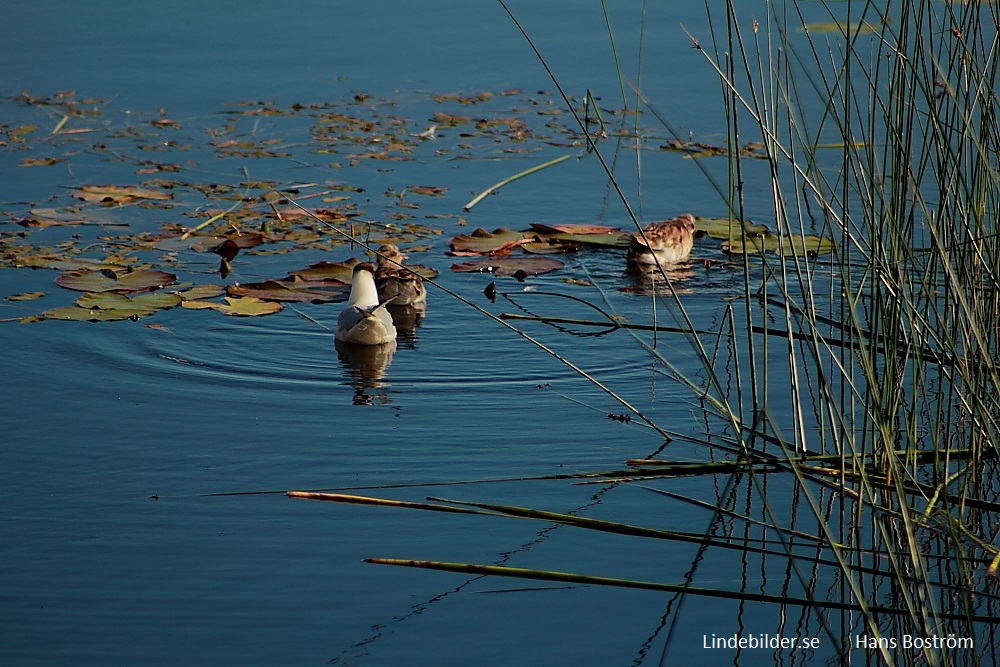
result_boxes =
[531,230,632,248]
[181,296,283,317]
[722,234,836,256]
[55,269,177,293]
[694,216,769,240]
[450,256,564,277]
[43,291,181,321]
[449,228,529,255]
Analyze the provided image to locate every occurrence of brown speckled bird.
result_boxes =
[374,244,426,308]
[626,214,697,268]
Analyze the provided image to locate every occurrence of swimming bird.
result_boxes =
[625,214,697,269]
[335,262,397,345]
[374,244,426,308]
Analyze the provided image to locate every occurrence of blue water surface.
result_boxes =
[1,1,870,665]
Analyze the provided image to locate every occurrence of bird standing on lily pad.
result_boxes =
[626,214,696,269]
[335,262,397,345]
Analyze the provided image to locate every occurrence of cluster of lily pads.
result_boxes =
[1,89,835,325]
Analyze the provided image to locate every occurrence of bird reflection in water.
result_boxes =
[334,339,396,405]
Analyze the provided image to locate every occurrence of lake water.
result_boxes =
[2,1,978,665]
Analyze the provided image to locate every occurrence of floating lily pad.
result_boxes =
[71,184,174,204]
[529,223,621,235]
[181,296,283,317]
[287,259,358,283]
[190,233,265,253]
[521,240,581,254]
[226,277,349,303]
[694,216,769,240]
[55,269,177,293]
[722,234,836,256]
[44,291,181,321]
[175,284,226,300]
[6,291,46,301]
[450,256,564,276]
[800,21,878,35]
[531,230,632,248]
[449,228,529,255]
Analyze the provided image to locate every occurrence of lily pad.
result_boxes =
[450,256,564,277]
[71,184,174,204]
[55,269,177,293]
[226,277,349,303]
[44,291,181,321]
[174,284,227,300]
[722,234,836,256]
[531,230,632,248]
[287,259,358,283]
[449,228,529,255]
[529,223,623,235]
[800,21,878,36]
[181,296,283,317]
[694,216,769,240]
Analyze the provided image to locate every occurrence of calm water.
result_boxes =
[2,2,900,665]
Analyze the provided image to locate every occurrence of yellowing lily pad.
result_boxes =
[800,21,878,35]
[722,234,836,256]
[71,184,174,204]
[55,269,177,293]
[694,216,769,240]
[450,256,564,277]
[6,291,46,301]
[449,228,529,255]
[181,296,283,317]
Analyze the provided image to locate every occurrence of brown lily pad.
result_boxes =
[450,256,564,277]
[529,223,621,235]
[71,184,174,204]
[226,277,349,303]
[449,228,529,256]
[55,269,177,293]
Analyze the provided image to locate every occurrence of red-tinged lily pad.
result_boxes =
[451,256,564,277]
[226,277,349,303]
[55,268,177,293]
[71,184,174,204]
[529,223,622,235]
[449,228,530,255]
[181,296,283,317]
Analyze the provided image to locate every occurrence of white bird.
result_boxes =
[374,244,426,308]
[335,262,397,345]
[626,214,697,269]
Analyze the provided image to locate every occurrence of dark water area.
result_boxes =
[0,1,930,665]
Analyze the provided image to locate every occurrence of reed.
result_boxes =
[293,1,1000,662]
